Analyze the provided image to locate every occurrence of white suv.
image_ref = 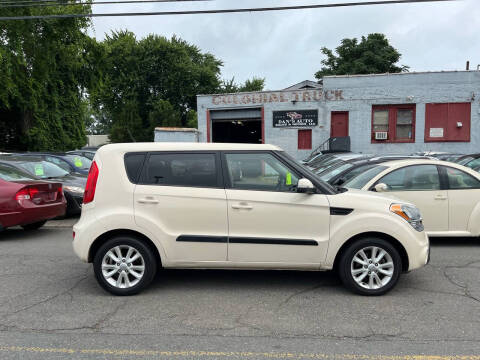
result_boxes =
[73,143,429,296]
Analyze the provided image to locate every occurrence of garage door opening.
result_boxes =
[209,108,263,144]
[212,120,262,143]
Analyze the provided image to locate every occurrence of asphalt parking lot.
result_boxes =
[0,225,480,359]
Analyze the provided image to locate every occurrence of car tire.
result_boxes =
[93,236,157,296]
[338,237,402,296]
[21,220,47,230]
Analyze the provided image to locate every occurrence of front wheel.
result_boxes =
[338,238,402,296]
[93,236,157,296]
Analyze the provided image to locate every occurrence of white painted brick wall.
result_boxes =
[197,71,480,160]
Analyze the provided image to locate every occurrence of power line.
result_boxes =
[0,0,459,20]
[0,0,210,8]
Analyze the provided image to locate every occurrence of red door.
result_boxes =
[331,112,349,137]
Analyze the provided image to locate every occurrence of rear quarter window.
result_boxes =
[141,153,218,187]
[124,153,147,183]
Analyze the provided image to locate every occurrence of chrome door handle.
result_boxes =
[137,198,159,204]
[231,203,253,210]
[434,195,447,200]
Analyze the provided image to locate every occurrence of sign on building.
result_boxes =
[272,110,318,128]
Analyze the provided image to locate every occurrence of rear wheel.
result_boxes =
[338,238,401,296]
[21,221,47,230]
[93,236,157,296]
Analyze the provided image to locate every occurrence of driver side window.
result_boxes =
[377,165,441,191]
[225,153,299,192]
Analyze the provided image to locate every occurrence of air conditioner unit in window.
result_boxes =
[375,132,388,140]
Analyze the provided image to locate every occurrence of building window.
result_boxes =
[425,103,471,142]
[298,129,312,150]
[371,105,415,143]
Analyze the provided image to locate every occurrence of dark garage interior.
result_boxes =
[212,119,262,143]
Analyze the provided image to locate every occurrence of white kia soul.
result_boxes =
[73,143,429,296]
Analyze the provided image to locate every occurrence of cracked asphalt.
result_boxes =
[0,228,480,359]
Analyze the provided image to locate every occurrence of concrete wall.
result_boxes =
[154,129,199,142]
[197,71,480,160]
[86,135,110,147]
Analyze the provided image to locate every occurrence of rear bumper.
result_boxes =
[0,201,66,228]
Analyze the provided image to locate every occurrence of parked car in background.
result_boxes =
[301,152,346,165]
[433,153,465,162]
[322,155,436,185]
[309,153,369,173]
[0,163,66,230]
[0,156,86,215]
[13,153,92,175]
[67,149,97,161]
[73,143,429,296]
[342,159,480,237]
[456,154,480,170]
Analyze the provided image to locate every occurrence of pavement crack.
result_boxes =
[276,283,325,310]
[442,266,480,304]
[92,299,129,331]
[1,274,89,319]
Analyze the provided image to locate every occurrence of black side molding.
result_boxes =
[330,207,354,216]
[177,235,228,243]
[229,237,318,246]
[176,236,318,246]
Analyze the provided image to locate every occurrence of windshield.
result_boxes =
[0,163,36,181]
[64,155,92,169]
[16,161,69,179]
[458,156,474,165]
[343,165,388,189]
[319,162,355,181]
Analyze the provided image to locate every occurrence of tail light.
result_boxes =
[83,161,99,204]
[15,187,39,201]
[57,186,63,199]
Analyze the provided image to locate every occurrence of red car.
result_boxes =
[0,163,66,230]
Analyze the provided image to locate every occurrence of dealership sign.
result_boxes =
[273,110,318,128]
[211,89,344,106]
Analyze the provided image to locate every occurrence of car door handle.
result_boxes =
[434,195,447,200]
[231,202,253,210]
[137,198,159,204]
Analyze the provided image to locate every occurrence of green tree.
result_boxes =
[219,76,265,93]
[90,31,223,142]
[315,33,409,79]
[0,1,92,151]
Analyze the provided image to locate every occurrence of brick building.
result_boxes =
[196,71,480,159]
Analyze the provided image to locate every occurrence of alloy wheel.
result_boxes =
[350,246,394,290]
[101,245,145,289]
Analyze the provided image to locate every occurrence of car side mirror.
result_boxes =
[334,177,345,186]
[374,183,389,192]
[297,178,316,194]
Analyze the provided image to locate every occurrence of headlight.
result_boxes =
[63,186,84,194]
[390,203,424,232]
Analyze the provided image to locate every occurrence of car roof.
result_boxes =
[377,159,480,174]
[0,155,44,162]
[97,142,282,154]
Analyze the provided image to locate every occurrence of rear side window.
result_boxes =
[124,153,146,183]
[142,153,218,187]
[442,167,480,189]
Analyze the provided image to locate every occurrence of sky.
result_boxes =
[89,0,480,90]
